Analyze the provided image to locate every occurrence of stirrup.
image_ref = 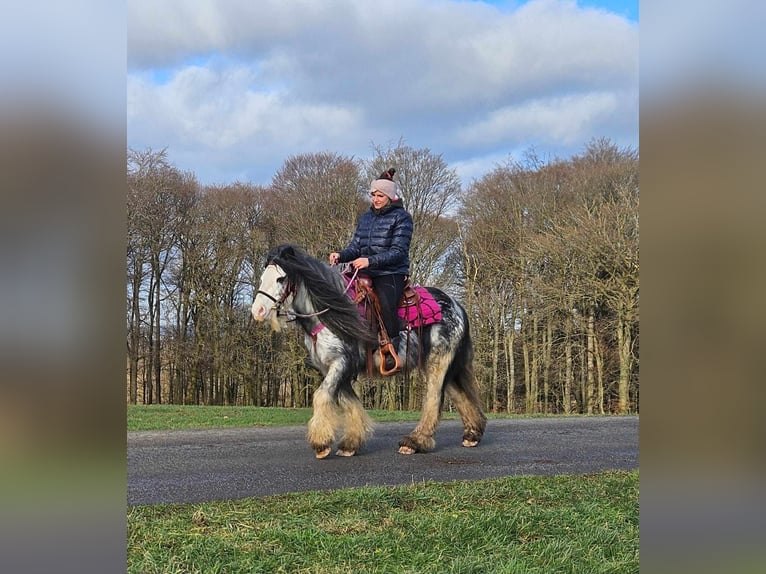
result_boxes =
[378,341,402,376]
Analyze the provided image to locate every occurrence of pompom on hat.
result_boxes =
[370,167,400,201]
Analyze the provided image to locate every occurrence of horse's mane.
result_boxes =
[265,244,375,344]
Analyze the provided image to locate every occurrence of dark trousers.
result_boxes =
[372,274,405,342]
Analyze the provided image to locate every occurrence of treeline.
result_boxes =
[127,138,638,414]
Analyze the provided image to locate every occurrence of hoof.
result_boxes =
[398,445,416,455]
[462,439,479,448]
[335,449,356,457]
[315,447,332,459]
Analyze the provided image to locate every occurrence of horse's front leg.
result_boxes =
[306,359,350,459]
[336,388,373,457]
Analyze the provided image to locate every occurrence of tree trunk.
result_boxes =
[129,271,141,405]
[543,320,552,413]
[564,333,573,414]
[616,315,632,414]
[505,331,515,413]
[579,333,587,413]
[529,314,539,414]
[594,328,605,414]
[179,291,190,405]
[146,272,156,405]
[522,338,530,413]
[586,311,596,414]
[153,253,162,404]
[491,319,500,412]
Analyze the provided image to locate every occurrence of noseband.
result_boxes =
[256,286,290,307]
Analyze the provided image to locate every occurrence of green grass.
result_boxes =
[128,470,638,574]
[127,404,472,431]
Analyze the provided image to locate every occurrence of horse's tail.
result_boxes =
[444,296,476,396]
[440,293,486,443]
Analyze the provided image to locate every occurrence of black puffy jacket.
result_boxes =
[338,200,413,276]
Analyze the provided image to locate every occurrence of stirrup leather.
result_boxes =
[353,273,401,375]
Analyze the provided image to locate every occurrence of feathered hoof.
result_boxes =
[462,428,484,448]
[315,447,332,459]
[398,435,435,454]
[335,449,356,457]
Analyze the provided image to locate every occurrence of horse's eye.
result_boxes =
[276,276,285,284]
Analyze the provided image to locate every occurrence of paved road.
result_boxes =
[128,416,638,506]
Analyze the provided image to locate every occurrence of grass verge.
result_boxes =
[128,470,638,574]
[127,404,470,431]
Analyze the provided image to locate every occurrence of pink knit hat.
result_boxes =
[370,167,400,201]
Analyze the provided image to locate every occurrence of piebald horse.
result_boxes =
[252,244,486,458]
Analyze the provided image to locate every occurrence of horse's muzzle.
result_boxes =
[251,301,268,322]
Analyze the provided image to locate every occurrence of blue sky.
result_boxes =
[482,1,637,21]
[128,0,638,186]
[578,0,637,21]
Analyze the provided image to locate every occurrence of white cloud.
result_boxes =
[129,63,366,184]
[456,91,619,147]
[128,0,638,185]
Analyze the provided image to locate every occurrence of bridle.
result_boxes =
[256,264,294,318]
[255,285,292,315]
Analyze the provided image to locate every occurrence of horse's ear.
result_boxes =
[281,245,296,260]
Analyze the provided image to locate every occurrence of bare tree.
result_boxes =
[568,139,639,413]
[182,184,264,404]
[126,162,148,404]
[127,148,197,404]
[267,152,364,256]
[459,165,529,411]
[459,140,638,414]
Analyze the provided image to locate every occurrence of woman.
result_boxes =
[329,168,413,372]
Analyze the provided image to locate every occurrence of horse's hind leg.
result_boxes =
[445,373,486,447]
[335,386,373,456]
[398,354,451,454]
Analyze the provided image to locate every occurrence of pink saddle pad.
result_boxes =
[397,286,442,327]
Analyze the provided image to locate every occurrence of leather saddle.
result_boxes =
[352,274,420,376]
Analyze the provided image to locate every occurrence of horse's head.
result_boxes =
[252,262,291,331]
